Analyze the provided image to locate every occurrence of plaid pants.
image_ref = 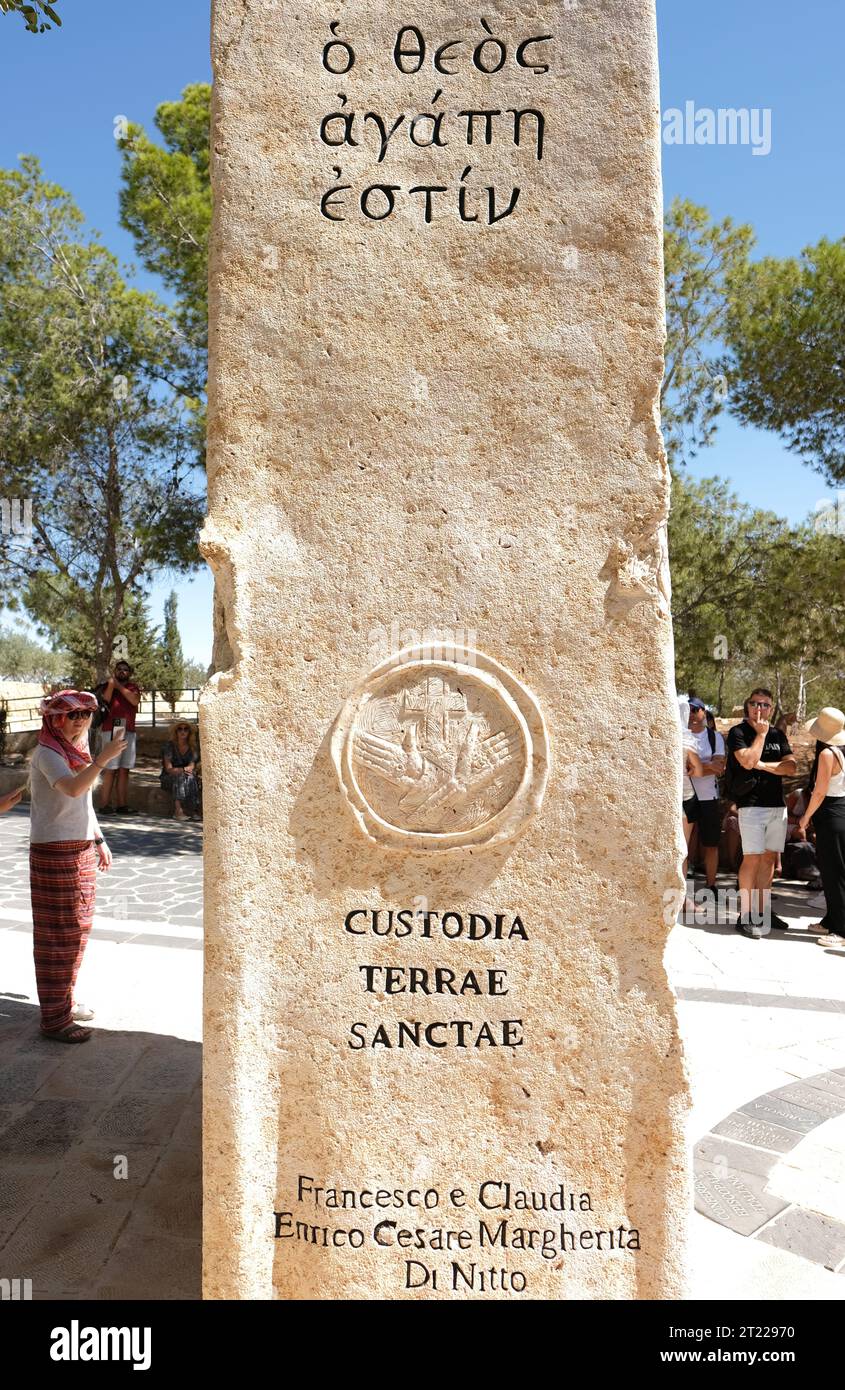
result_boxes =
[30,840,96,1034]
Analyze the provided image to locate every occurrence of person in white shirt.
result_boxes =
[29,690,125,1043]
[679,699,704,899]
[682,699,726,890]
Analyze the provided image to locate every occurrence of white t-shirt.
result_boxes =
[681,730,698,800]
[688,728,726,802]
[826,747,845,798]
[29,746,99,844]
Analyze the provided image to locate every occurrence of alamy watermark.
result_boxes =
[663,102,772,157]
[813,492,845,538]
[665,880,769,929]
[0,1276,32,1300]
[367,621,478,667]
[0,496,33,546]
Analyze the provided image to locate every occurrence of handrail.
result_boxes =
[0,688,204,731]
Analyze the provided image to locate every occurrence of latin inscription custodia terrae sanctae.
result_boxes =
[344,907,528,1051]
[318,18,558,225]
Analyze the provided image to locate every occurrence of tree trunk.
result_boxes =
[796,665,808,724]
[716,661,726,716]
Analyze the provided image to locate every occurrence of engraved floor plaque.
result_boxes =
[202,0,688,1300]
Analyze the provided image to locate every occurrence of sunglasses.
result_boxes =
[63,710,92,721]
[176,726,191,732]
[749,701,772,709]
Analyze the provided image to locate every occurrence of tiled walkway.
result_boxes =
[0,806,202,1300]
[670,873,845,1297]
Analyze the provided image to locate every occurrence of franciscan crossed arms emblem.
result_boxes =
[353,675,521,831]
[332,647,549,851]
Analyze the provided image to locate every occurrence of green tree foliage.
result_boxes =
[669,469,785,711]
[0,1,60,33]
[182,658,209,688]
[724,238,845,486]
[662,199,755,465]
[24,579,162,691]
[753,525,845,719]
[0,624,67,682]
[158,590,185,706]
[117,84,211,381]
[0,158,205,679]
[669,469,845,716]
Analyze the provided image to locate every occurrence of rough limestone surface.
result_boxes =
[202,0,689,1300]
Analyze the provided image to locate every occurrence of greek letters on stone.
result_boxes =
[317,20,555,226]
[320,166,520,226]
[319,95,545,162]
[390,19,552,76]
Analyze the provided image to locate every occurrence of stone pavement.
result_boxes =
[671,871,845,1298]
[3,804,845,1300]
[0,805,202,1300]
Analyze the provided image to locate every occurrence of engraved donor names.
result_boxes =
[273,1175,640,1294]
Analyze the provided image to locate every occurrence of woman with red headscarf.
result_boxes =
[29,690,126,1042]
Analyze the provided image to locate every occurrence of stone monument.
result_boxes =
[202,0,689,1299]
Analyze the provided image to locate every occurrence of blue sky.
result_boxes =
[1,0,842,662]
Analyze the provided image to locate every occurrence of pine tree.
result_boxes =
[158,591,185,710]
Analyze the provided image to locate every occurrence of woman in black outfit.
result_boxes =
[799,708,845,940]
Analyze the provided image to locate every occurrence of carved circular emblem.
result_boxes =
[332,645,549,852]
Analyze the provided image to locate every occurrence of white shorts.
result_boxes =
[737,805,787,855]
[96,730,137,770]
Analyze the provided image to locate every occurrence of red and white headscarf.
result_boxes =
[37,690,98,771]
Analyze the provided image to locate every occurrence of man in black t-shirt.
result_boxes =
[726,687,797,938]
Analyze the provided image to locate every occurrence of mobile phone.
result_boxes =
[113,718,126,731]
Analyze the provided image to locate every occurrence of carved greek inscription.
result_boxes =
[318,18,559,225]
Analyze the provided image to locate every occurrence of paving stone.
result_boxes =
[37,1145,161,1209]
[694,1135,779,1180]
[796,1070,845,1102]
[711,1111,803,1154]
[94,1092,189,1147]
[127,933,200,950]
[123,1044,201,1094]
[739,1095,823,1134]
[167,1089,201,1152]
[126,887,184,900]
[694,1164,790,1236]
[0,1099,95,1164]
[0,1057,62,1103]
[37,1040,145,1100]
[755,1206,845,1270]
[139,1146,202,1238]
[95,1228,200,1301]
[0,1196,132,1295]
[0,1015,28,1046]
[0,1163,56,1243]
[770,1081,845,1120]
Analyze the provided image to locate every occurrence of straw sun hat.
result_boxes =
[804,707,845,747]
